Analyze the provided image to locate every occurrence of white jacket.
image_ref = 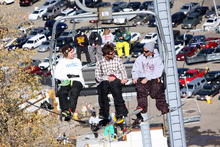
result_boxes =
[54,58,85,87]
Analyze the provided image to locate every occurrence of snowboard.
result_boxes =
[26,101,87,124]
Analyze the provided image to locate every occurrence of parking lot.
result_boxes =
[1,0,220,146]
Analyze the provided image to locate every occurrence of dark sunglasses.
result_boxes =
[108,52,115,55]
[143,50,150,53]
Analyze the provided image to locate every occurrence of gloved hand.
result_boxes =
[60,80,70,86]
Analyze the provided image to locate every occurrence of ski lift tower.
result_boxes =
[154,0,186,147]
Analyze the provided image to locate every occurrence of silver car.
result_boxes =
[38,40,50,52]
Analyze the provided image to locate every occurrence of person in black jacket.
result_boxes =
[74,30,91,64]
[88,31,102,66]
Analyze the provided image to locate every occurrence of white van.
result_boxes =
[22,34,47,50]
[181,77,207,98]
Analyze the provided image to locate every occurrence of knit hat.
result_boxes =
[144,41,155,52]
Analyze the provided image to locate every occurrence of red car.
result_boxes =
[176,47,198,61]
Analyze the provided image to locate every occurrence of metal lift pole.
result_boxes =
[154,0,186,147]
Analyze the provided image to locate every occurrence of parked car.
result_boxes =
[179,69,208,86]
[37,40,51,52]
[196,84,220,100]
[28,9,47,21]
[55,37,73,52]
[181,77,207,97]
[175,34,193,46]
[202,17,220,30]
[193,6,209,16]
[42,4,64,21]
[188,35,206,47]
[131,42,145,58]
[19,0,39,6]
[171,12,186,27]
[130,32,140,44]
[123,2,141,11]
[39,55,62,70]
[133,13,152,26]
[59,30,73,38]
[27,27,47,39]
[176,46,198,61]
[139,1,153,11]
[178,2,200,15]
[112,1,127,10]
[45,20,68,31]
[205,71,220,84]
[182,12,202,29]
[7,38,28,51]
[200,40,218,49]
[69,9,93,23]
[22,34,47,50]
[39,0,57,11]
[140,32,157,44]
[55,8,76,22]
[0,0,14,5]
[17,27,33,38]
[205,5,220,18]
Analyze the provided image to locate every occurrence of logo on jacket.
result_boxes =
[77,36,85,44]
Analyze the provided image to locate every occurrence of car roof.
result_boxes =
[61,8,74,13]
[188,77,206,85]
[29,34,45,39]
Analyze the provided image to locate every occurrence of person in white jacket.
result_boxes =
[101,28,114,45]
[131,41,169,126]
[54,45,85,121]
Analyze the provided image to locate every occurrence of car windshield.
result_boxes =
[33,11,40,14]
[113,3,119,7]
[131,34,137,38]
[207,19,214,23]
[59,13,66,16]
[202,86,212,92]
[42,41,50,45]
[47,9,53,13]
[187,85,194,89]
[30,31,38,35]
[186,17,194,20]
[181,6,189,10]
[179,48,189,53]
[190,38,197,43]
[206,73,216,78]
[43,2,50,6]
[184,72,193,78]
[43,59,49,62]
[144,36,152,39]
[27,40,34,44]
